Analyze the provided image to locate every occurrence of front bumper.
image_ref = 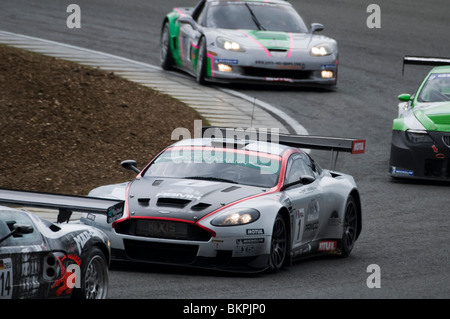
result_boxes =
[207,53,338,87]
[389,130,450,181]
[207,68,337,87]
[110,219,271,272]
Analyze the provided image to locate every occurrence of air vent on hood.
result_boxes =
[191,202,212,211]
[152,180,163,186]
[221,186,241,193]
[137,198,150,206]
[157,198,191,208]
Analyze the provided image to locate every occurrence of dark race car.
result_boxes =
[389,56,450,181]
[0,190,122,299]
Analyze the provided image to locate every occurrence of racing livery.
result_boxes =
[83,128,365,272]
[0,190,118,298]
[160,0,338,87]
[390,56,450,181]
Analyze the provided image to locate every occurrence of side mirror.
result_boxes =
[0,223,34,244]
[178,15,197,29]
[300,175,315,185]
[310,23,324,33]
[398,93,412,102]
[121,160,140,174]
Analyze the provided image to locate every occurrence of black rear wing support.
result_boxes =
[201,127,365,171]
[402,56,450,74]
[0,188,124,224]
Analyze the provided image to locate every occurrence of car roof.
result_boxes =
[171,138,293,157]
[205,0,291,5]
[429,65,450,73]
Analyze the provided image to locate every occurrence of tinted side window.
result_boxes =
[284,153,315,184]
[0,211,41,247]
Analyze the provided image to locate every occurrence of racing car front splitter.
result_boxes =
[389,130,450,181]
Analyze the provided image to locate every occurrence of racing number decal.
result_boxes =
[0,258,13,299]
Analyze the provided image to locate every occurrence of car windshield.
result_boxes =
[142,147,281,188]
[418,73,450,102]
[204,2,308,33]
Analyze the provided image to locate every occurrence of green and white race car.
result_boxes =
[160,0,338,87]
[389,56,450,181]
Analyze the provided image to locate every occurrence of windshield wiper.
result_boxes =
[245,3,266,31]
[184,176,238,184]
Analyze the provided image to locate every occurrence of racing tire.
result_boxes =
[72,247,109,299]
[339,196,358,258]
[268,213,287,272]
[160,22,174,70]
[196,37,207,84]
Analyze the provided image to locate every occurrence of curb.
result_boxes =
[0,30,307,135]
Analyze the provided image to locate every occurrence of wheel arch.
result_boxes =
[277,206,293,266]
[349,188,362,240]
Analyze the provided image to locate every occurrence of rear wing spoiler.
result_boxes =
[403,56,450,74]
[202,127,365,170]
[0,188,124,224]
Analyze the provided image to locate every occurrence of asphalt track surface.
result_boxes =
[1,0,450,299]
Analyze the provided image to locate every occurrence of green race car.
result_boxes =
[389,56,450,181]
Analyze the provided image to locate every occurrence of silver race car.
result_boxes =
[82,128,365,272]
[160,0,338,87]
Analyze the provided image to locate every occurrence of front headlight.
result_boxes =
[217,37,245,52]
[211,208,260,226]
[406,129,433,144]
[310,44,333,56]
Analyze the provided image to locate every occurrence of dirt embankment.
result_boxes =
[0,45,203,195]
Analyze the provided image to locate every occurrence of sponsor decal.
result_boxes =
[236,238,264,244]
[265,77,294,83]
[0,258,13,299]
[391,167,414,176]
[216,58,239,65]
[320,64,336,69]
[73,230,95,254]
[52,254,82,296]
[352,140,366,154]
[305,221,319,232]
[246,229,264,235]
[318,240,337,252]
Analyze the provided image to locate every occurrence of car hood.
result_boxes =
[216,29,312,51]
[127,177,266,222]
[414,101,450,131]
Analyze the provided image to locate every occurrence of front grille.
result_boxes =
[115,219,212,241]
[442,136,450,148]
[124,240,199,264]
[241,67,312,80]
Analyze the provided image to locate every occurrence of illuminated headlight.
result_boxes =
[321,70,334,78]
[310,44,333,56]
[217,37,245,52]
[218,64,232,72]
[406,129,433,144]
[211,208,260,226]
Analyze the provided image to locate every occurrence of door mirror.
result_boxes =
[121,160,140,173]
[398,93,412,102]
[310,23,324,33]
